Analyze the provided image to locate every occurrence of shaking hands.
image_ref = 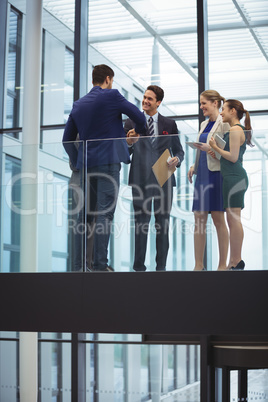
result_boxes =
[126,129,140,145]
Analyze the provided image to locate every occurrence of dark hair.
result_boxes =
[92,64,114,85]
[146,85,164,102]
[225,99,253,146]
[200,89,225,109]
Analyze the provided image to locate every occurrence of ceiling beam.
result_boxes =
[165,94,268,105]
[232,0,268,62]
[88,20,268,44]
[117,0,197,82]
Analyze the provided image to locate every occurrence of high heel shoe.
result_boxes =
[229,260,245,270]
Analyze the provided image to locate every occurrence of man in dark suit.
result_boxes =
[63,64,146,271]
[124,85,184,271]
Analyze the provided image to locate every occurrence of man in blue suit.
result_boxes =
[124,85,184,271]
[63,64,146,271]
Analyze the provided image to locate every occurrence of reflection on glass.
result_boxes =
[6,7,22,130]
[3,156,21,272]
[85,341,200,401]
[0,339,18,401]
[0,132,267,272]
[64,48,74,122]
[248,369,268,398]
[1,141,80,272]
[38,340,71,401]
[230,369,268,401]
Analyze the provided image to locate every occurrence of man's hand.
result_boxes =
[126,129,140,145]
[167,156,179,170]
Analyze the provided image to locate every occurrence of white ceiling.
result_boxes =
[41,0,268,115]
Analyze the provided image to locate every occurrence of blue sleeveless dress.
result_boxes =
[192,121,224,212]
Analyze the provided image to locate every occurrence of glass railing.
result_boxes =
[0,129,267,272]
[1,136,84,272]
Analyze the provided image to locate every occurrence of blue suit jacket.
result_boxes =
[124,113,184,187]
[63,86,146,169]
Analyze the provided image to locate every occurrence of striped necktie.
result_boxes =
[148,116,155,143]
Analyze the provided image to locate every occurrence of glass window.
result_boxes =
[64,48,74,122]
[2,153,71,273]
[41,31,69,126]
[5,7,22,130]
[0,340,18,401]
[41,1,75,127]
[88,0,198,116]
[38,340,71,401]
[2,156,21,272]
[38,170,70,272]
[134,97,141,109]
[207,0,268,111]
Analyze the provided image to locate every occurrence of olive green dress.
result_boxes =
[220,124,248,209]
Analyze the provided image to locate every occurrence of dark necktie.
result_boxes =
[148,116,155,144]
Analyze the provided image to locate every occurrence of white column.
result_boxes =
[149,345,162,402]
[151,37,160,86]
[19,0,43,401]
[20,0,42,269]
[126,335,142,402]
[19,333,38,401]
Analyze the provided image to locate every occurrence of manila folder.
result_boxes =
[152,149,176,187]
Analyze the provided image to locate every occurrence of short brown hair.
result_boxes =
[146,85,164,102]
[92,64,114,85]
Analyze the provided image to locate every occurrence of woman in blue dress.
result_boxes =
[209,99,253,270]
[188,90,229,271]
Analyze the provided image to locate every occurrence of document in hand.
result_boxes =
[185,141,203,149]
[152,149,176,187]
[214,134,226,160]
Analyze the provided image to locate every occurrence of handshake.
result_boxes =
[126,129,140,145]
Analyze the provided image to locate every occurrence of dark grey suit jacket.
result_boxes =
[124,113,184,187]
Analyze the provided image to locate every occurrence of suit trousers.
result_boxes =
[74,163,120,271]
[70,170,94,269]
[132,174,173,271]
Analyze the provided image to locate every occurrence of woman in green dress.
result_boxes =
[209,99,253,270]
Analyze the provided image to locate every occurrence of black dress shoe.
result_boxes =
[133,265,146,272]
[230,260,245,270]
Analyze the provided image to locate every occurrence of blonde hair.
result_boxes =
[201,90,225,109]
